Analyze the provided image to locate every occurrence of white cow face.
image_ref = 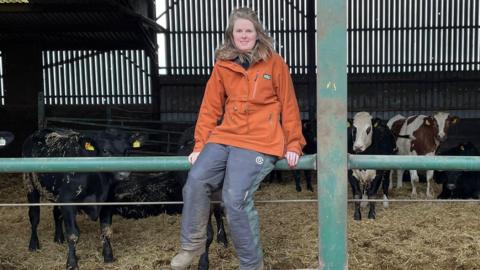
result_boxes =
[433,112,459,142]
[352,112,373,153]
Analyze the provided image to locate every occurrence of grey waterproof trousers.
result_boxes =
[180,143,276,269]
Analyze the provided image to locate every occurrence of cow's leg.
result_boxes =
[409,170,419,197]
[268,171,282,183]
[62,206,79,270]
[425,170,434,198]
[293,170,302,192]
[53,206,65,243]
[437,188,449,199]
[304,170,314,192]
[367,175,383,219]
[213,205,228,247]
[99,206,114,263]
[388,170,394,190]
[348,172,362,220]
[360,190,368,208]
[396,169,404,188]
[381,170,390,208]
[198,214,213,270]
[27,189,41,251]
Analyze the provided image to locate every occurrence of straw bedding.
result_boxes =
[0,172,479,269]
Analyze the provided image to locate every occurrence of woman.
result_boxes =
[171,7,305,270]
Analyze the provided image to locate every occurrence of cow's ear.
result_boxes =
[451,116,460,124]
[130,132,146,148]
[84,142,95,151]
[132,140,141,148]
[424,118,432,126]
[80,137,96,152]
[0,131,14,148]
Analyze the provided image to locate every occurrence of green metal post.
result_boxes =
[317,0,348,269]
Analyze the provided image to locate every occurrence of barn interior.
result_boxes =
[1,0,480,269]
[1,0,479,157]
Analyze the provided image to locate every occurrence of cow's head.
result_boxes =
[0,131,14,149]
[433,112,459,142]
[434,142,478,191]
[352,112,373,153]
[94,129,146,180]
[95,129,146,157]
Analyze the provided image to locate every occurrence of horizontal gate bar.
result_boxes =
[349,155,480,171]
[0,154,317,173]
[4,154,476,173]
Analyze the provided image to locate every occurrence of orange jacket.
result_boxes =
[193,53,306,158]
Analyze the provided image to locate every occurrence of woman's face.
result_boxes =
[233,18,257,52]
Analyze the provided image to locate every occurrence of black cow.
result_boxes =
[22,128,144,270]
[112,126,227,270]
[348,112,397,220]
[263,119,315,192]
[293,119,316,192]
[434,142,480,199]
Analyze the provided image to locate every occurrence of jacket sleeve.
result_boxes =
[193,65,226,152]
[275,58,306,156]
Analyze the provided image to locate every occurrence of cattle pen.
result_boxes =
[2,0,480,269]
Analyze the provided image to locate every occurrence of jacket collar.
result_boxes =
[216,60,247,74]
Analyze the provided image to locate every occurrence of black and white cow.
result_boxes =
[348,112,397,220]
[387,112,459,198]
[434,142,480,199]
[22,128,144,270]
[112,126,227,270]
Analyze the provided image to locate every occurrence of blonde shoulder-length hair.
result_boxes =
[215,7,275,64]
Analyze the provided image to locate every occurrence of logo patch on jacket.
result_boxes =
[263,74,272,80]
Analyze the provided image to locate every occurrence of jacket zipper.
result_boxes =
[252,72,259,99]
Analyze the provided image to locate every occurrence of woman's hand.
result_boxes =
[284,151,299,168]
[188,151,200,165]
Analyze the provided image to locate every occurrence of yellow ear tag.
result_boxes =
[374,122,379,128]
[132,140,141,148]
[347,122,351,128]
[452,118,458,124]
[425,119,431,126]
[460,145,465,151]
[85,142,95,151]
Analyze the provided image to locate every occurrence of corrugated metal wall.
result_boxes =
[347,0,480,119]
[161,0,311,75]
[162,0,480,74]
[157,0,480,121]
[157,0,315,122]
[42,50,152,105]
[0,51,4,106]
[0,1,477,120]
[348,0,480,74]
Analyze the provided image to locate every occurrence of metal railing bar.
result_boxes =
[1,199,477,207]
[0,155,317,173]
[348,154,480,170]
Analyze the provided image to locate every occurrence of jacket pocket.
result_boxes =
[216,101,248,134]
[250,77,275,104]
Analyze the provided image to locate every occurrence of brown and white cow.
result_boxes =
[387,112,459,198]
